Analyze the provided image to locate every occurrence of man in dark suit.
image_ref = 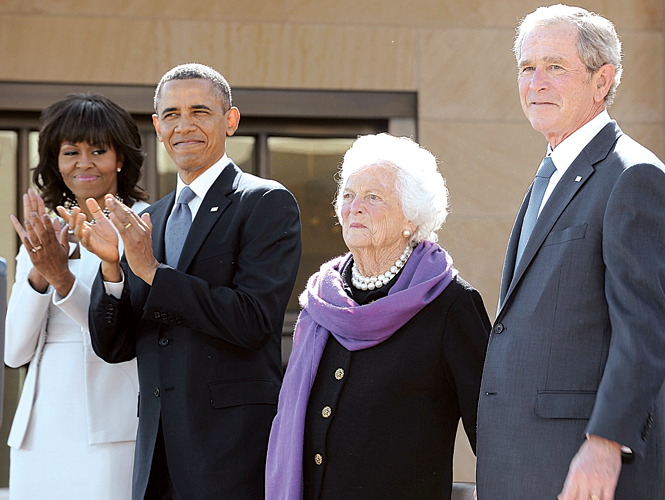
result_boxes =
[476,6,665,500]
[84,64,301,500]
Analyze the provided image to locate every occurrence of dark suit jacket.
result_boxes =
[89,162,302,500]
[476,122,665,499]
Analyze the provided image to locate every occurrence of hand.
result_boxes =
[558,434,622,500]
[104,195,159,285]
[10,189,73,295]
[57,199,120,264]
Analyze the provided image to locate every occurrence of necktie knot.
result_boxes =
[177,186,196,206]
[536,156,556,179]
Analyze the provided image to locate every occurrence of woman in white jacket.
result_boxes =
[6,93,149,500]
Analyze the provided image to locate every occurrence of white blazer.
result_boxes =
[5,201,149,449]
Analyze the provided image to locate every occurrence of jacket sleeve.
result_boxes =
[5,245,51,368]
[144,187,302,350]
[586,163,665,459]
[88,263,138,363]
[53,273,91,331]
[442,283,491,454]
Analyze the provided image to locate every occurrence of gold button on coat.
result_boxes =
[314,454,323,465]
[334,368,345,380]
[322,406,332,418]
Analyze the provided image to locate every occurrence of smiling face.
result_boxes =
[58,141,121,207]
[518,23,609,148]
[153,78,239,184]
[340,164,414,269]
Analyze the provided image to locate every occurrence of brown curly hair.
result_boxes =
[33,93,149,211]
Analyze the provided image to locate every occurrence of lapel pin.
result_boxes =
[210,207,219,212]
[575,176,582,182]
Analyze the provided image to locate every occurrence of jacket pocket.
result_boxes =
[543,224,587,246]
[535,390,596,419]
[209,378,277,409]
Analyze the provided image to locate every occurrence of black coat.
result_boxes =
[89,162,302,500]
[303,274,490,500]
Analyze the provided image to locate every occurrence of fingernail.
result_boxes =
[32,212,38,218]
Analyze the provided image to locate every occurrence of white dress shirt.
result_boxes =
[538,110,611,216]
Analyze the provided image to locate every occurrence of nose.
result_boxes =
[78,151,93,168]
[349,196,365,213]
[530,66,548,91]
[175,114,196,132]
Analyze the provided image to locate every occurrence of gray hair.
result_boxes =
[154,63,232,111]
[513,4,623,106]
[334,133,449,245]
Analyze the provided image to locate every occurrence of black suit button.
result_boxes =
[154,388,160,397]
[176,317,183,324]
[159,337,169,347]
[161,313,168,321]
[153,312,160,319]
[168,316,175,323]
[493,323,504,334]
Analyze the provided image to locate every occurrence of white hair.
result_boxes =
[334,133,449,244]
[513,4,623,106]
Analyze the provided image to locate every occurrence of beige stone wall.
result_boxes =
[1,0,663,485]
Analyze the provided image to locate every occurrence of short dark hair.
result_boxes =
[153,63,232,111]
[34,93,149,211]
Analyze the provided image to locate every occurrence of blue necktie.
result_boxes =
[165,186,196,267]
[514,156,557,272]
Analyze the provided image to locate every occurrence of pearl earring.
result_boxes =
[402,229,411,238]
[116,167,121,173]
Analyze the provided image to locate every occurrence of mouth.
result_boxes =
[173,138,204,148]
[74,175,99,182]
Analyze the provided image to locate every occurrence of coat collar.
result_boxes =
[151,161,242,270]
[497,121,623,316]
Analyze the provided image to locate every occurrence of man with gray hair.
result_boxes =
[476,5,665,500]
[85,63,302,499]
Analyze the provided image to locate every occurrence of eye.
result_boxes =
[520,66,535,74]
[550,64,563,70]
[342,193,353,200]
[92,148,107,155]
[369,194,379,201]
[62,150,78,156]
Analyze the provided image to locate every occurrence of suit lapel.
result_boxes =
[176,162,241,271]
[151,192,175,264]
[498,121,622,316]
[499,189,530,310]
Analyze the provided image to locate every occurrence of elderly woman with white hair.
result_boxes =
[266,133,491,500]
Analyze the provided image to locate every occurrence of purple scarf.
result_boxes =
[265,241,457,499]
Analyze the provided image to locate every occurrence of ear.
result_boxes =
[593,63,615,103]
[152,114,163,143]
[226,107,240,137]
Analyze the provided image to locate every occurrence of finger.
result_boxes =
[85,197,106,222]
[29,212,52,247]
[73,213,89,241]
[22,193,33,221]
[141,213,152,233]
[24,216,40,246]
[9,214,28,241]
[56,205,72,225]
[52,217,62,234]
[28,189,46,217]
[58,223,69,247]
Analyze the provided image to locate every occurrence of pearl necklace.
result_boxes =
[351,245,413,291]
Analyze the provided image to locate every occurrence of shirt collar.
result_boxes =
[547,110,611,174]
[174,153,229,203]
